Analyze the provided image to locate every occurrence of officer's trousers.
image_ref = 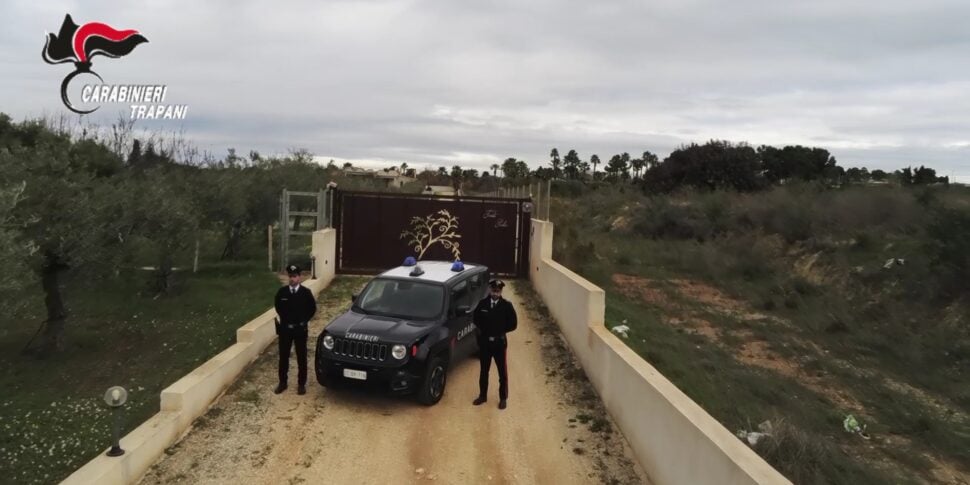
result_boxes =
[478,336,509,400]
[279,331,308,386]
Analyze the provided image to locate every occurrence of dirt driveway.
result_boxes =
[140,278,647,485]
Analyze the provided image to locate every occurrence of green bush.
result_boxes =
[633,197,715,241]
[925,206,970,298]
[813,187,922,236]
[754,419,890,485]
[733,189,814,243]
[551,179,586,198]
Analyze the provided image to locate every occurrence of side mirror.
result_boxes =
[351,293,358,303]
[456,304,472,315]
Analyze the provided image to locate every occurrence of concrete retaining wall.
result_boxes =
[528,220,791,485]
[61,228,337,485]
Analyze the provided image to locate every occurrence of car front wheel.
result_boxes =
[416,356,447,406]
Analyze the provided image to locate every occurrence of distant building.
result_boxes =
[423,185,461,196]
[342,166,415,188]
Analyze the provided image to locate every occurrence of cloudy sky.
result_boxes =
[3,0,970,180]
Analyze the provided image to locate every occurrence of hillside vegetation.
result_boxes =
[1,114,964,483]
[551,183,970,484]
[0,116,402,483]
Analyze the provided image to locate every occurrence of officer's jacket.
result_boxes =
[473,296,517,338]
[275,285,316,333]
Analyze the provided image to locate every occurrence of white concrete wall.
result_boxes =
[61,228,337,485]
[311,228,337,283]
[528,220,791,485]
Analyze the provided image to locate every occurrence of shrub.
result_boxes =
[719,233,782,281]
[551,179,586,198]
[633,197,715,241]
[752,419,845,485]
[925,206,970,298]
[733,188,814,243]
[814,187,922,236]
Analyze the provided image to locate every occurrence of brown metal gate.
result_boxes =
[333,190,532,277]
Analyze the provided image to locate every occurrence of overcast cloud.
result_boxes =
[2,0,969,180]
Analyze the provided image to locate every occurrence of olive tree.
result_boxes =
[0,118,128,355]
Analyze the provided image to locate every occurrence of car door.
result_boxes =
[448,277,476,360]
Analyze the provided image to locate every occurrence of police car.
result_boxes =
[315,259,489,405]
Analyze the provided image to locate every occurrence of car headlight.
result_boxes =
[323,335,334,350]
[391,344,407,360]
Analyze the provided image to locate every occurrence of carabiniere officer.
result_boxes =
[274,264,317,395]
[472,279,517,410]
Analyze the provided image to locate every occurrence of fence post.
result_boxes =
[535,182,542,221]
[316,189,325,230]
[327,186,336,228]
[280,189,289,272]
[546,179,552,220]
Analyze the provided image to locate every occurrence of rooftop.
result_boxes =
[379,260,481,283]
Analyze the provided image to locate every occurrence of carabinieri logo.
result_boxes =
[42,14,150,115]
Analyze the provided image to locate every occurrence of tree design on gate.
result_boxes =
[399,209,462,260]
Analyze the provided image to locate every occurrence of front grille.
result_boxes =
[333,337,388,362]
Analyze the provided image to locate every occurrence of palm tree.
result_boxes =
[642,150,659,171]
[590,154,600,178]
[549,148,561,178]
[450,165,464,190]
[491,163,500,177]
[630,158,645,179]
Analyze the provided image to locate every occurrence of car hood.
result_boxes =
[324,310,434,344]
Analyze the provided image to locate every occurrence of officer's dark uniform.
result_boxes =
[274,265,316,394]
[472,280,517,409]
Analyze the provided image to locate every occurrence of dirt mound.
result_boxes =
[610,272,969,483]
[611,273,862,412]
[611,274,668,307]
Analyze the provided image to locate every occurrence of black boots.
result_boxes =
[474,396,508,409]
[275,383,307,395]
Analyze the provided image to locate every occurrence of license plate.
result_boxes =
[343,369,367,380]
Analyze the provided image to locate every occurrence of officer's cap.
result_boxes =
[286,264,300,276]
[488,279,505,289]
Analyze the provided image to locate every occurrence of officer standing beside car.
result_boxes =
[472,279,517,410]
[274,264,317,395]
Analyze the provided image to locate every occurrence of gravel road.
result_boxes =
[140,278,647,485]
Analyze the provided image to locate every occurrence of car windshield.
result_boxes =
[354,278,444,320]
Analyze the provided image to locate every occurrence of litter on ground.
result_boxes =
[843,414,871,439]
[736,420,774,446]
